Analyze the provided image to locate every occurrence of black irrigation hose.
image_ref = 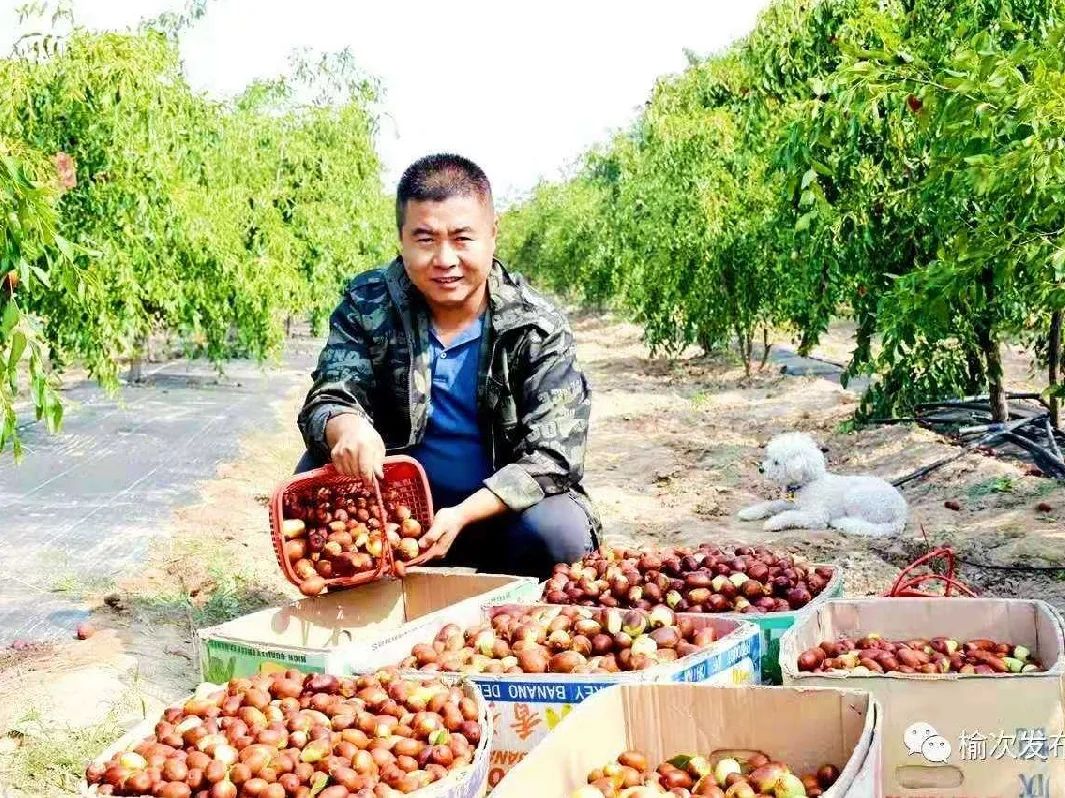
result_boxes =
[890,416,1039,487]
[999,431,1065,477]
[886,404,1065,483]
[914,399,1046,421]
[915,392,1045,408]
[891,448,973,488]
[1046,416,1064,462]
[875,400,1065,570]
[953,555,1065,573]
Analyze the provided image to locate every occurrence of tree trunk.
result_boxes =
[698,329,714,357]
[984,340,1008,422]
[735,324,752,378]
[852,307,876,369]
[964,343,985,390]
[127,355,143,384]
[976,265,1008,422]
[1050,309,1061,428]
[759,325,772,371]
[126,333,147,383]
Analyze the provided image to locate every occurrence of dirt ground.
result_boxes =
[573,312,1065,604]
[2,310,1064,795]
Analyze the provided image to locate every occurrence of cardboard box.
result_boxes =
[491,682,882,798]
[348,603,763,790]
[539,561,843,684]
[197,568,539,681]
[79,677,493,798]
[780,598,1065,798]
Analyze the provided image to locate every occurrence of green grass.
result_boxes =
[192,568,278,627]
[690,390,712,410]
[964,475,1063,503]
[1032,478,1061,498]
[965,476,1016,500]
[130,563,281,630]
[835,418,858,435]
[124,517,291,632]
[49,572,115,599]
[1,705,134,796]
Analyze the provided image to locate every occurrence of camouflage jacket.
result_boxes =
[297,257,600,530]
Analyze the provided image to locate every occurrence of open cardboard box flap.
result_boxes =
[197,569,539,679]
[400,569,521,620]
[204,569,527,650]
[491,683,880,798]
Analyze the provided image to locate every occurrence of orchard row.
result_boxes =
[499,0,1065,424]
[0,11,392,456]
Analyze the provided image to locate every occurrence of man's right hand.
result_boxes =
[325,413,386,486]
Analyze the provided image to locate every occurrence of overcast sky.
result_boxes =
[2,0,772,204]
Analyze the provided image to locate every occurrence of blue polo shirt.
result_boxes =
[409,314,494,508]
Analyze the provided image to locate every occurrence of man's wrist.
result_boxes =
[324,409,365,447]
[455,488,507,526]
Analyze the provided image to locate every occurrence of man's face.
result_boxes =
[399,193,497,312]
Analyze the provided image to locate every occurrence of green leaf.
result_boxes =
[801,169,817,190]
[46,393,63,433]
[54,234,75,261]
[1,302,18,336]
[31,265,51,288]
[8,331,27,368]
[0,416,12,453]
[810,159,832,177]
[668,754,694,769]
[795,210,817,232]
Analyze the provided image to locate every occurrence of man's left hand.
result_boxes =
[423,506,467,558]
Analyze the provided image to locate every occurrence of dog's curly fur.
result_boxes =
[737,431,908,537]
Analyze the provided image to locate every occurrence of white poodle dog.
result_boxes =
[737,432,908,537]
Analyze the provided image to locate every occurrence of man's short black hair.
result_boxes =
[396,153,493,232]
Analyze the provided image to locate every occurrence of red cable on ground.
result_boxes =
[884,544,979,598]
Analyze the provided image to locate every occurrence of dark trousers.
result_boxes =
[293,451,597,580]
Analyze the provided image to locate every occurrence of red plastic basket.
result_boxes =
[378,455,436,570]
[269,464,393,593]
[269,456,437,592]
